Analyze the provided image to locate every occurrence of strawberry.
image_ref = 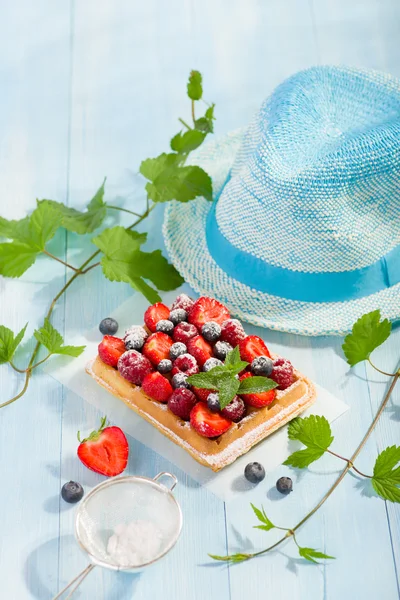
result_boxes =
[239,335,271,363]
[192,387,215,402]
[142,371,173,403]
[187,335,213,367]
[143,332,173,365]
[239,372,276,408]
[98,336,126,367]
[188,296,230,330]
[77,416,129,477]
[144,302,170,333]
[190,402,232,438]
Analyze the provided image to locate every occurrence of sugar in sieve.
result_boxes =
[52,472,182,599]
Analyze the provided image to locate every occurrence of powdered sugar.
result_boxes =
[107,520,163,566]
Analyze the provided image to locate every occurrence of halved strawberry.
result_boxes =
[98,336,126,367]
[77,417,129,477]
[144,303,170,333]
[190,402,232,438]
[142,372,173,403]
[239,372,276,408]
[143,332,173,365]
[188,296,230,330]
[192,387,215,402]
[187,335,213,367]
[239,335,271,363]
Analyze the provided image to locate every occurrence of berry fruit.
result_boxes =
[124,325,148,342]
[213,340,233,361]
[144,302,170,333]
[168,388,197,420]
[221,396,246,422]
[124,326,148,350]
[239,335,271,363]
[143,332,173,365]
[244,462,265,484]
[99,317,118,336]
[187,335,213,367]
[220,319,246,346]
[156,319,174,335]
[190,402,232,438]
[276,476,293,495]
[207,392,221,412]
[188,296,230,330]
[61,481,84,504]
[173,322,198,344]
[270,358,294,390]
[239,373,276,407]
[201,321,221,342]
[192,387,215,402]
[169,342,188,360]
[77,418,129,477]
[98,336,126,367]
[157,359,173,374]
[203,357,223,372]
[172,353,199,376]
[171,293,195,312]
[169,308,188,325]
[251,356,273,377]
[171,373,190,389]
[142,371,173,403]
[117,350,154,385]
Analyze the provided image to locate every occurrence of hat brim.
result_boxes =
[163,131,400,336]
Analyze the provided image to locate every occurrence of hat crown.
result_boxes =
[215,66,400,273]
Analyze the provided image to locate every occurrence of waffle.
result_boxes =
[86,355,316,472]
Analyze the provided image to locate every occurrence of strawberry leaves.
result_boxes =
[371,445,400,503]
[0,323,28,364]
[298,547,335,564]
[284,415,334,468]
[251,503,275,532]
[34,319,85,357]
[342,310,392,366]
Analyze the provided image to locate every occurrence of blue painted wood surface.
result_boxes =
[0,1,399,598]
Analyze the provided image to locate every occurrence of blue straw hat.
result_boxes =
[163,66,400,336]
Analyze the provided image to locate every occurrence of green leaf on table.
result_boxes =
[298,546,335,564]
[209,553,251,564]
[34,318,85,357]
[238,376,278,395]
[170,129,206,153]
[146,165,212,203]
[251,503,275,531]
[342,310,391,366]
[187,70,203,100]
[284,415,334,468]
[39,179,107,235]
[0,242,39,277]
[371,445,400,503]
[0,323,28,364]
[140,153,181,181]
[0,216,30,240]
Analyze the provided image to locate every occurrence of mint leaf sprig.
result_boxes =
[0,70,215,409]
[187,346,277,409]
[210,310,399,565]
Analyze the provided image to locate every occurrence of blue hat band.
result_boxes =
[206,201,400,303]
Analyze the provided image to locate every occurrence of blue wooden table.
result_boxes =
[1,2,399,598]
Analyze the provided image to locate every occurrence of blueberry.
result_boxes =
[169,308,188,325]
[125,334,145,351]
[170,342,187,361]
[156,320,174,335]
[244,462,265,484]
[276,477,293,495]
[172,373,190,389]
[203,357,223,372]
[207,393,221,412]
[99,318,118,336]
[251,356,273,377]
[202,321,221,342]
[214,341,233,361]
[157,359,173,374]
[61,481,84,503]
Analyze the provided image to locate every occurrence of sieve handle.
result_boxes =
[153,471,177,491]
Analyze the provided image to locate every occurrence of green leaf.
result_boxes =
[187,371,220,389]
[0,242,39,277]
[224,346,241,367]
[187,70,202,100]
[28,201,63,249]
[170,129,205,153]
[342,310,391,366]
[139,153,181,181]
[34,318,85,357]
[195,103,216,134]
[371,445,400,503]
[298,547,335,564]
[284,415,334,469]
[225,361,249,376]
[147,165,212,203]
[251,503,275,531]
[0,323,28,364]
[208,553,251,563]
[238,376,278,395]
[218,376,240,409]
[0,216,29,240]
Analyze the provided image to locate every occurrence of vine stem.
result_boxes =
[368,357,398,377]
[107,205,142,218]
[191,99,196,124]
[178,117,192,130]
[42,249,81,273]
[325,449,372,478]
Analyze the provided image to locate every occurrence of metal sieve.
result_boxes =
[52,472,182,599]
